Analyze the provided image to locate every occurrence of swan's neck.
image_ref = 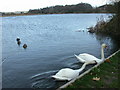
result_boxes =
[76,63,87,72]
[101,46,104,60]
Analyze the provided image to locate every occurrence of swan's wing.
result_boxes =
[78,53,98,62]
[55,68,72,76]
[74,54,85,63]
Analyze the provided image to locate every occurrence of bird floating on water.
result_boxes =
[16,37,21,45]
[17,40,21,45]
[23,44,27,49]
[51,63,88,81]
[16,37,20,42]
[74,44,107,65]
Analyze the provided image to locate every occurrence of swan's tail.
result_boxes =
[74,54,85,63]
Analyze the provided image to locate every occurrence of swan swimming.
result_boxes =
[51,63,88,81]
[74,44,107,64]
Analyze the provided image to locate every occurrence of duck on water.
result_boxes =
[16,37,21,45]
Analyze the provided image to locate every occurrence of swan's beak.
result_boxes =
[105,45,109,51]
[105,45,107,48]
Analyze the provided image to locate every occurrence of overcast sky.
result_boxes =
[1,0,108,12]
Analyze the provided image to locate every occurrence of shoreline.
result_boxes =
[1,12,113,17]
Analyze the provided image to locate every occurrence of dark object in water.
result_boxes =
[23,44,27,49]
[88,29,95,33]
[17,40,21,45]
[16,38,20,41]
[87,27,95,33]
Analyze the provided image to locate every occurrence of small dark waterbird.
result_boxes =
[16,37,21,45]
[23,44,27,49]
[17,40,21,45]
[16,37,20,42]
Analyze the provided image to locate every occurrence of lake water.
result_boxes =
[2,14,119,88]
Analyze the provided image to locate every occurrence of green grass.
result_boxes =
[64,51,120,89]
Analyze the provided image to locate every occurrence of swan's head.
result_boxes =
[102,44,107,48]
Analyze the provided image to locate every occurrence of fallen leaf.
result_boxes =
[92,77,100,81]
[105,59,111,63]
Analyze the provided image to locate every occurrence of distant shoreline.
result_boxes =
[1,12,113,17]
[1,2,115,17]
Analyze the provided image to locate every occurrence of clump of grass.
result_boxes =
[63,51,120,89]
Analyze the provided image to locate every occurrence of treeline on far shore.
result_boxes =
[1,3,116,16]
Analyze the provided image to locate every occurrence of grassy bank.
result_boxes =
[63,50,120,89]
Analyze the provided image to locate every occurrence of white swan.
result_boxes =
[51,63,87,81]
[74,44,107,64]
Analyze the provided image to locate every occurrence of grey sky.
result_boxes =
[1,0,108,12]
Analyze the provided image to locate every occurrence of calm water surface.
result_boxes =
[2,14,119,88]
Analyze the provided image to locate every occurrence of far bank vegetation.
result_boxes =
[1,3,115,16]
[88,1,120,41]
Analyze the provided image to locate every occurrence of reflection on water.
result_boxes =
[2,14,119,89]
[31,70,58,88]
